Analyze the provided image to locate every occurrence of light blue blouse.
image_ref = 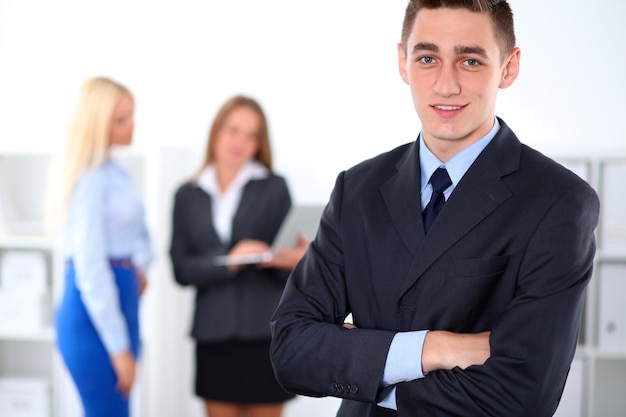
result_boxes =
[63,160,152,355]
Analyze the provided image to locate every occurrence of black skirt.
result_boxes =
[195,339,295,404]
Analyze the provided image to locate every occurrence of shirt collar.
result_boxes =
[196,160,269,198]
[419,118,500,191]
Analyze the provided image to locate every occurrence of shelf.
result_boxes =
[595,251,626,263]
[0,328,54,342]
[0,234,58,250]
[570,346,626,361]
[588,348,626,360]
[574,345,590,358]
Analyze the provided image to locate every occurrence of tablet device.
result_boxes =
[213,204,325,266]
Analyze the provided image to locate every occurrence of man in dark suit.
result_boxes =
[270,1,600,416]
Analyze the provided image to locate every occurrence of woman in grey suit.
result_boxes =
[170,95,306,417]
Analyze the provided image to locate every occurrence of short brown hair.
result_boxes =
[201,95,273,171]
[400,0,516,62]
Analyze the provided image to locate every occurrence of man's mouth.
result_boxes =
[433,105,464,111]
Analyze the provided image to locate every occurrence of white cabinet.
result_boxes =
[0,377,51,417]
[598,263,626,351]
[599,160,626,256]
[554,157,626,417]
[0,153,58,417]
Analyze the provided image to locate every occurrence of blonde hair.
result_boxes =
[46,76,132,232]
[196,95,273,177]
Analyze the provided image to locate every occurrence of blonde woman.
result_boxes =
[52,76,151,417]
[169,95,306,417]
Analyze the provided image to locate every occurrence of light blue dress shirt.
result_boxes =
[63,160,152,355]
[379,119,500,409]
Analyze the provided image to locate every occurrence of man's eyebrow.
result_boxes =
[455,45,489,58]
[411,43,490,59]
[411,42,438,55]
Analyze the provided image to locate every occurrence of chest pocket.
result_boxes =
[444,255,511,328]
[447,256,509,280]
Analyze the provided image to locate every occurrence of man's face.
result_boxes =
[398,7,520,161]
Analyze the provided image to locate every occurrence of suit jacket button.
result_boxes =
[349,384,359,394]
[331,383,339,393]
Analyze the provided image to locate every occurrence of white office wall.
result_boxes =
[2,0,624,203]
[1,1,625,417]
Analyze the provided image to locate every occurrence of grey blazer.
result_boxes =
[270,119,600,417]
[170,174,291,342]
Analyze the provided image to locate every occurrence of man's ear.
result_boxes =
[500,47,521,89]
[398,43,409,85]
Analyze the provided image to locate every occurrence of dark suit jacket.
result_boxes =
[270,119,600,416]
[170,174,291,342]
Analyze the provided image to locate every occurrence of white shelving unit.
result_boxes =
[0,153,58,417]
[555,157,626,417]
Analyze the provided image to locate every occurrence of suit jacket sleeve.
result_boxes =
[169,183,233,286]
[271,170,397,403]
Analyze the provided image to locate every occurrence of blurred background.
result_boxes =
[0,1,625,416]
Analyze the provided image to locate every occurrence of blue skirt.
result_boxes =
[56,260,140,417]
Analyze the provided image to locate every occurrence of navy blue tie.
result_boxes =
[423,167,452,232]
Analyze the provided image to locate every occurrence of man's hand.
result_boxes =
[111,351,136,397]
[422,331,491,373]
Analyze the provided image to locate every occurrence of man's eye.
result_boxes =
[419,56,434,64]
[465,59,480,67]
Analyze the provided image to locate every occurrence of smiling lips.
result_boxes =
[434,104,464,111]
[432,104,466,117]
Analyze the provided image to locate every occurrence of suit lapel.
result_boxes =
[396,121,522,297]
[231,180,263,242]
[380,141,424,255]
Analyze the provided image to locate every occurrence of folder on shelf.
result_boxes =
[0,250,48,293]
[600,161,626,254]
[0,250,50,333]
[0,154,49,234]
[0,377,50,417]
[598,263,626,351]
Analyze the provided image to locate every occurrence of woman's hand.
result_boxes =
[228,239,271,271]
[261,233,309,271]
[110,350,136,398]
[230,239,271,256]
[136,272,148,295]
